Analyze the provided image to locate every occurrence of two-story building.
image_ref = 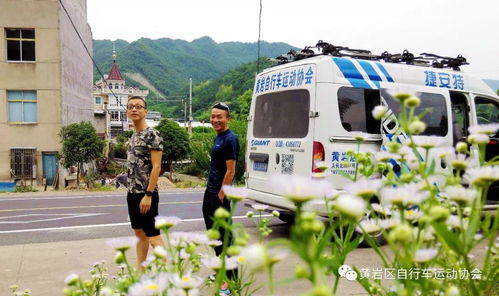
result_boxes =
[0,0,93,186]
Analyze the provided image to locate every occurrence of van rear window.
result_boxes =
[338,87,381,134]
[253,90,310,138]
[381,90,448,136]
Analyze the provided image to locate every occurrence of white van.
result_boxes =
[245,44,499,217]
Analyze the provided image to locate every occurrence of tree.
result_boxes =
[59,121,105,186]
[156,119,191,181]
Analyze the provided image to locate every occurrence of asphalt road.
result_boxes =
[0,191,277,246]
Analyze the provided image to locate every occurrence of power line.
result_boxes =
[57,0,126,111]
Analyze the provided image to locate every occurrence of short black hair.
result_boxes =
[212,102,230,116]
[128,96,147,108]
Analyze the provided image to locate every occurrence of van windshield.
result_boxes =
[381,90,448,137]
[253,90,310,138]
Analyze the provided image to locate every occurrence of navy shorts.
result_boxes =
[127,191,160,237]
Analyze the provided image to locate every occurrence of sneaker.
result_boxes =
[219,282,232,296]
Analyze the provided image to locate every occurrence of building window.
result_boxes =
[95,96,102,104]
[11,148,36,179]
[7,90,37,123]
[110,111,119,121]
[115,84,119,89]
[108,83,113,90]
[6,28,35,62]
[120,111,127,122]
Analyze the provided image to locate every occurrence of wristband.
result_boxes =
[145,191,153,197]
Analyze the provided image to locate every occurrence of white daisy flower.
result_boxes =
[370,203,392,216]
[106,236,138,252]
[201,256,237,272]
[444,153,471,171]
[64,273,79,286]
[268,247,289,265]
[378,218,399,229]
[239,244,268,271]
[410,136,443,149]
[344,179,382,199]
[170,273,203,291]
[351,131,366,142]
[468,133,490,145]
[222,185,249,201]
[334,194,366,219]
[375,151,397,163]
[380,183,428,206]
[446,215,468,229]
[463,166,499,186]
[153,246,168,259]
[355,218,382,234]
[128,273,169,296]
[443,186,477,205]
[414,248,438,263]
[270,175,334,204]
[468,123,499,135]
[430,147,455,159]
[372,105,388,120]
[155,216,181,229]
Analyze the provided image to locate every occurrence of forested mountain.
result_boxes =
[93,37,296,96]
[148,58,277,120]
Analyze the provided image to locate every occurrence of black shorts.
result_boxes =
[127,191,160,237]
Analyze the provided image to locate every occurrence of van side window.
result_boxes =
[253,90,310,138]
[475,97,499,126]
[338,87,380,134]
[381,90,448,137]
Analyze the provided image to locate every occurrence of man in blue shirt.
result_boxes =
[203,102,239,295]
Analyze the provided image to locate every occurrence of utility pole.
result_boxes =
[188,78,192,135]
[184,97,187,128]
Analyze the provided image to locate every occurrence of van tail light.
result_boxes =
[312,141,325,173]
[489,139,498,145]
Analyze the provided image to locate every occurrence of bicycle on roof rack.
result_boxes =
[275,40,469,71]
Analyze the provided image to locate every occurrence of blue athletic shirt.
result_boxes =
[207,129,240,193]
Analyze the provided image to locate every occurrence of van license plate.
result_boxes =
[253,161,268,172]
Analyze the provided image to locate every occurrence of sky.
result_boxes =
[87,0,499,79]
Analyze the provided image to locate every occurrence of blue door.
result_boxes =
[43,153,58,185]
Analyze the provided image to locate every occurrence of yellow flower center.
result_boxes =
[145,284,159,291]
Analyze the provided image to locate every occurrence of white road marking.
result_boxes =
[0,214,272,234]
[0,191,202,202]
[0,213,104,224]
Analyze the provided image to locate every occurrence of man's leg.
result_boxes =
[148,235,164,248]
[134,229,149,268]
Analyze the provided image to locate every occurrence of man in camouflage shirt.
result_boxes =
[126,96,165,267]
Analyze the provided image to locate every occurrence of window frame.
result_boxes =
[95,96,102,104]
[5,28,35,62]
[253,89,311,139]
[337,87,381,134]
[7,90,38,123]
[10,148,36,179]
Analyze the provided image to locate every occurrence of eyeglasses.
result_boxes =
[213,102,230,114]
[127,104,146,110]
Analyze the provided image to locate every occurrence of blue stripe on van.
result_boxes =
[358,60,381,88]
[375,63,394,82]
[333,58,372,89]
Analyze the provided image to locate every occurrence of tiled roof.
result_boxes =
[107,62,124,81]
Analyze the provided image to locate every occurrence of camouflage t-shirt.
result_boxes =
[127,127,163,193]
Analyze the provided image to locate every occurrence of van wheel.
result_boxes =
[278,212,295,224]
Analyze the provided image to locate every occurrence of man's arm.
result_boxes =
[218,159,236,201]
[139,149,163,214]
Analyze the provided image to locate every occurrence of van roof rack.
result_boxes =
[274,40,468,71]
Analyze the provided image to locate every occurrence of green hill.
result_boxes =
[93,36,296,96]
[148,58,277,120]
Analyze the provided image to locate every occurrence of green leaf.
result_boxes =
[432,222,463,255]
